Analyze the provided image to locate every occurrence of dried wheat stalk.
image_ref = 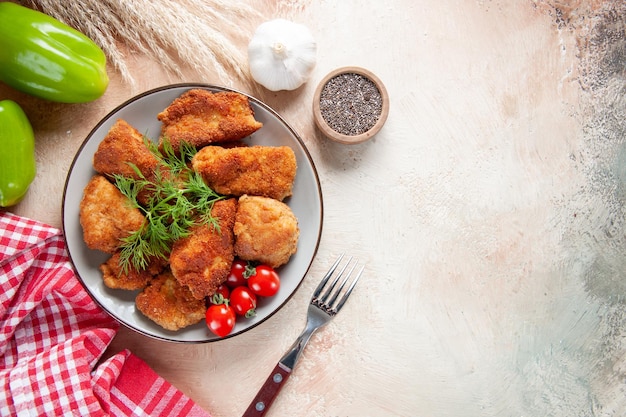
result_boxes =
[22,0,263,87]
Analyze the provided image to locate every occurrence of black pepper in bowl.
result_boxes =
[313,67,389,144]
[319,73,383,136]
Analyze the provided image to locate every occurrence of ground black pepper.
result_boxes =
[318,73,383,136]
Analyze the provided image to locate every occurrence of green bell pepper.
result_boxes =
[0,2,108,103]
[0,100,36,207]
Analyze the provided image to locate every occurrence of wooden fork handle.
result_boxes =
[242,362,292,417]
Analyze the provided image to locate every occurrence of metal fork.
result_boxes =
[242,253,364,417]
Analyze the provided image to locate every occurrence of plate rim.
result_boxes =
[61,82,324,343]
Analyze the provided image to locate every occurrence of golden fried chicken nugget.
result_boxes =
[191,145,297,201]
[135,270,206,331]
[170,198,237,300]
[99,251,166,290]
[157,89,262,152]
[79,175,145,254]
[93,119,161,205]
[93,119,159,179]
[234,195,299,268]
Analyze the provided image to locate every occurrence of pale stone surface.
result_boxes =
[4,1,626,416]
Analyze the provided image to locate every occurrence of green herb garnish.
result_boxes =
[113,138,224,273]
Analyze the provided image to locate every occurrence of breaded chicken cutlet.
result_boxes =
[169,198,237,300]
[79,175,145,254]
[100,251,166,290]
[234,195,299,268]
[93,119,158,178]
[191,145,297,201]
[93,119,162,205]
[157,89,263,152]
[135,270,206,331]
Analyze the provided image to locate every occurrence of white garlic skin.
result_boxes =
[248,19,317,91]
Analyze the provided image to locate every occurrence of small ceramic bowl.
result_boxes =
[312,66,389,144]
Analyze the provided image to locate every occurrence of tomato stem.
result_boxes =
[243,262,257,279]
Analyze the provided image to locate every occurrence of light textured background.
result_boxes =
[5,1,626,416]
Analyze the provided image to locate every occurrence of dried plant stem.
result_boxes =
[22,0,263,87]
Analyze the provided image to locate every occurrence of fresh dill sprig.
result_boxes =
[114,139,225,274]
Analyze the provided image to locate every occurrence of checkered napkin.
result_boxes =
[0,211,210,417]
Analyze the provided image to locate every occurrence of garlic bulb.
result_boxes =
[248,19,317,91]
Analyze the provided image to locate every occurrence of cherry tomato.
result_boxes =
[205,303,236,337]
[226,259,255,288]
[248,265,280,297]
[210,284,230,304]
[230,286,257,318]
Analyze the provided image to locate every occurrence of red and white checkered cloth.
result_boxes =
[0,211,211,417]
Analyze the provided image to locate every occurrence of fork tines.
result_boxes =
[312,253,364,315]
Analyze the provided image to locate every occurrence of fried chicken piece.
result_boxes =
[93,119,158,179]
[79,175,145,254]
[99,251,166,290]
[93,119,161,205]
[191,145,297,201]
[234,195,299,268]
[157,89,262,152]
[135,270,206,331]
[169,198,237,300]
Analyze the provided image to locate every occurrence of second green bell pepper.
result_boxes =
[0,3,109,103]
[0,100,36,207]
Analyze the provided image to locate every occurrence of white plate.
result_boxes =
[62,84,323,343]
